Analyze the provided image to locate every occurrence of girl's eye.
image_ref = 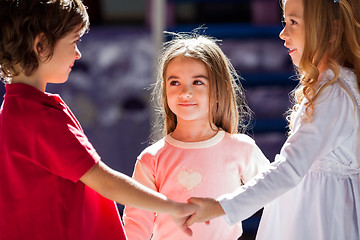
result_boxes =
[282,19,297,26]
[74,39,82,44]
[169,81,179,86]
[193,80,204,85]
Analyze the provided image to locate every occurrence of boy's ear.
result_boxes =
[33,33,48,58]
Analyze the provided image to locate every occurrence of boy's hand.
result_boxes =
[186,197,225,226]
[171,202,198,236]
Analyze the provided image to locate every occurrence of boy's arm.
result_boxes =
[80,161,196,236]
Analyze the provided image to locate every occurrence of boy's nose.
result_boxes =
[75,46,82,60]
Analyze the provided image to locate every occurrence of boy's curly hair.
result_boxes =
[0,0,89,83]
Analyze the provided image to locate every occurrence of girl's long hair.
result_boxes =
[285,0,360,131]
[151,32,252,140]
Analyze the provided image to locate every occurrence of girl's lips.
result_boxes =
[178,103,196,107]
[288,48,296,54]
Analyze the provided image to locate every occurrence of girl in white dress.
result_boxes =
[186,0,360,239]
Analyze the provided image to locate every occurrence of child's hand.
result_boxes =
[171,202,198,236]
[186,197,225,226]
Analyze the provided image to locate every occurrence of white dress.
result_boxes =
[218,67,360,240]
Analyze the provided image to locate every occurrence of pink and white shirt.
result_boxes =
[123,130,269,240]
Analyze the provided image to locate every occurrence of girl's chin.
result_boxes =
[290,57,300,67]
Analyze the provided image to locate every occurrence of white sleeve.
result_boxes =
[217,84,355,224]
[242,144,271,183]
[123,160,156,240]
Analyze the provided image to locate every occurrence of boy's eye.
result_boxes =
[290,19,297,25]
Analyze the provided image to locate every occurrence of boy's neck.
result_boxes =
[11,73,47,92]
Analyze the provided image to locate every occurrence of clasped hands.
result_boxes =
[172,197,226,237]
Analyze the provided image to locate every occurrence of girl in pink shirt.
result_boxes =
[123,33,270,240]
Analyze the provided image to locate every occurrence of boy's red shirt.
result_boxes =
[0,83,127,240]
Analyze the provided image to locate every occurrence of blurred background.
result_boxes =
[0,0,297,239]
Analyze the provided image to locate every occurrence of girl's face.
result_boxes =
[37,28,82,85]
[165,56,211,125]
[279,0,305,67]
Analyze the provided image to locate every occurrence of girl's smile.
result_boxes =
[288,48,297,55]
[178,103,196,107]
[165,56,210,124]
[279,0,305,67]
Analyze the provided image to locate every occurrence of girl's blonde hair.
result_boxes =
[151,32,252,140]
[284,0,360,131]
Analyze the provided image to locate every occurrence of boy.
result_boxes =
[0,1,195,239]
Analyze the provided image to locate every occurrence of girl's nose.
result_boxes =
[75,46,82,60]
[179,86,192,98]
[279,27,287,41]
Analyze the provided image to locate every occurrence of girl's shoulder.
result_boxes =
[225,132,256,146]
[338,67,360,108]
[318,67,360,107]
[138,138,167,159]
[320,66,357,86]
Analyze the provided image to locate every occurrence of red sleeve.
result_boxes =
[34,107,100,182]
